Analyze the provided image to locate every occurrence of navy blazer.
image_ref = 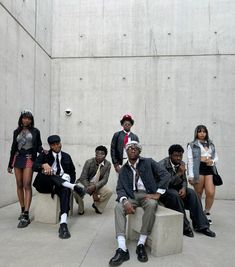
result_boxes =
[110,130,139,165]
[116,157,170,201]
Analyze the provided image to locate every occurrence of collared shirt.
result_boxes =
[170,160,179,173]
[52,151,64,176]
[90,161,105,183]
[122,130,131,160]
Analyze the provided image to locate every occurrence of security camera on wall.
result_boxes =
[65,108,72,116]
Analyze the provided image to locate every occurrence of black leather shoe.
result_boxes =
[109,248,130,266]
[183,227,194,237]
[58,223,71,239]
[74,185,85,198]
[136,244,148,262]
[196,228,216,237]
[92,203,102,214]
[17,217,30,228]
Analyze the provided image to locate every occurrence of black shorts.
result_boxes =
[199,162,213,176]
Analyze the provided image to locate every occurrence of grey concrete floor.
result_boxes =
[0,196,234,267]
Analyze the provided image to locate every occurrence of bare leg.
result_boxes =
[204,175,215,211]
[14,168,24,208]
[193,175,205,200]
[22,168,33,211]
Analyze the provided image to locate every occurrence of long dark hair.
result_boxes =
[17,110,34,132]
[194,125,209,142]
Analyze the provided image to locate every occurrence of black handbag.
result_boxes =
[213,167,223,186]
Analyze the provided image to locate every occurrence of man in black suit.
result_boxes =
[111,114,139,174]
[33,135,85,239]
[109,141,170,266]
[159,144,216,238]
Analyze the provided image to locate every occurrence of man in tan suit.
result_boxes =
[74,146,112,214]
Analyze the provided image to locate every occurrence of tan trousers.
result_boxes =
[74,185,113,213]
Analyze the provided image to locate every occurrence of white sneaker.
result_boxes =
[205,212,212,225]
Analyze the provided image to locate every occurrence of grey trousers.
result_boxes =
[115,191,158,237]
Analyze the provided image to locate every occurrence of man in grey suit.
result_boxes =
[159,144,215,238]
[109,141,170,266]
[110,114,139,174]
[74,146,112,215]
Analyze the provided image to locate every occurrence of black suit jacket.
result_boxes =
[110,130,139,165]
[8,127,43,168]
[116,157,170,201]
[33,150,76,193]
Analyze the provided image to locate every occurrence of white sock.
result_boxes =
[137,234,147,246]
[62,181,74,190]
[117,235,127,251]
[204,209,210,214]
[60,213,67,224]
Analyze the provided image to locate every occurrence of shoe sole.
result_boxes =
[109,255,130,266]
[17,220,30,228]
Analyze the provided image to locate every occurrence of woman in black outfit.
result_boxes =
[7,110,43,228]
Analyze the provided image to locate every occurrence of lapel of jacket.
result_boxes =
[47,150,55,166]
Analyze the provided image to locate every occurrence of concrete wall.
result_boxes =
[1,0,234,207]
[0,0,52,207]
[51,0,235,199]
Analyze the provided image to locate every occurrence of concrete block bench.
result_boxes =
[127,205,183,257]
[34,192,73,224]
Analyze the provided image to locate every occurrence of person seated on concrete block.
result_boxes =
[74,145,112,215]
[159,144,216,238]
[33,135,85,239]
[109,141,170,266]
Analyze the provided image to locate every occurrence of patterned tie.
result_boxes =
[56,154,61,175]
[123,133,129,146]
[130,165,140,192]
[93,164,101,183]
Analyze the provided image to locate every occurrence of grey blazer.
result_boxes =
[77,158,111,191]
[159,157,188,191]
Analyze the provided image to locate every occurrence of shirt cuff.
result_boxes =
[157,189,166,195]
[119,196,127,203]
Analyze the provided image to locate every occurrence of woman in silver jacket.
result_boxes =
[187,125,218,224]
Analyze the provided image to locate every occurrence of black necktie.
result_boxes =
[56,154,61,175]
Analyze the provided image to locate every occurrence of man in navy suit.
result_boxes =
[33,135,84,239]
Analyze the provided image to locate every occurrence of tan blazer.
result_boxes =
[77,158,111,191]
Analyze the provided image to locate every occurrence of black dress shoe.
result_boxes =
[109,248,129,266]
[74,185,85,198]
[136,244,148,262]
[58,223,71,239]
[17,217,30,228]
[183,227,194,237]
[196,228,216,238]
[92,203,102,214]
